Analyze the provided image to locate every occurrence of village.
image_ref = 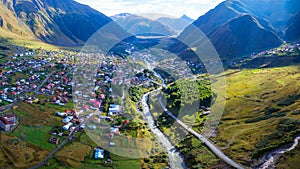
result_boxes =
[0,45,169,167]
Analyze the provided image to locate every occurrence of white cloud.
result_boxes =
[75,0,224,19]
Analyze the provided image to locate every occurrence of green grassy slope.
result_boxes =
[213,65,300,167]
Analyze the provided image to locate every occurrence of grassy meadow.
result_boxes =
[213,65,300,167]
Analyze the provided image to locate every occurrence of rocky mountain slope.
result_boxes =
[0,0,130,46]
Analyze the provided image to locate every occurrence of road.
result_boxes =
[152,67,244,169]
[33,71,55,95]
[140,93,187,169]
[29,125,79,169]
[30,110,97,169]
[158,98,244,169]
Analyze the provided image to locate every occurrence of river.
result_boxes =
[140,93,187,169]
[257,135,300,169]
[137,61,187,168]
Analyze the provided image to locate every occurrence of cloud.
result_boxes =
[75,0,224,19]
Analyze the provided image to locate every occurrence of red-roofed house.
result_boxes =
[0,114,16,131]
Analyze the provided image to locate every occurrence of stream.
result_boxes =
[257,135,300,169]
[138,57,187,168]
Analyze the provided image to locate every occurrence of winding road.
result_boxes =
[159,98,244,169]
[151,69,244,169]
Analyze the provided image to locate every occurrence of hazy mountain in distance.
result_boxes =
[156,15,194,33]
[284,12,300,42]
[111,13,177,36]
[180,15,194,23]
[0,0,130,46]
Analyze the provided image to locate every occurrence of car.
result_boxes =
[164,108,168,112]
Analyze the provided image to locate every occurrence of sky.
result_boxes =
[75,0,225,19]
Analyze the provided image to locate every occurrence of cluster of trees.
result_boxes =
[245,112,286,123]
[277,94,300,107]
[142,154,168,168]
[163,79,212,114]
[175,135,219,168]
[128,86,148,102]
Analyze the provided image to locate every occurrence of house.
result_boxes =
[49,137,60,144]
[56,112,67,117]
[94,148,104,159]
[200,111,211,118]
[88,125,96,130]
[108,104,120,116]
[0,114,16,131]
[62,122,73,130]
[110,127,120,135]
[62,116,73,123]
[93,117,101,124]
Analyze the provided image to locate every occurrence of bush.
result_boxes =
[245,112,286,123]
[292,110,300,115]
[144,158,150,163]
[265,107,281,115]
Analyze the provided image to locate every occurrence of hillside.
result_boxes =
[0,0,130,46]
[172,0,299,59]
[239,0,300,31]
[208,15,281,59]
[284,12,300,42]
[156,15,194,33]
[212,65,300,167]
[111,13,176,36]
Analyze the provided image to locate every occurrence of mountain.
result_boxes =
[156,15,194,33]
[284,12,300,42]
[180,15,194,23]
[208,14,281,58]
[171,0,299,59]
[111,13,176,36]
[0,0,130,46]
[238,0,300,31]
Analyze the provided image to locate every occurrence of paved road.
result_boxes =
[30,110,97,169]
[33,71,55,94]
[140,93,187,169]
[29,124,80,169]
[158,98,244,169]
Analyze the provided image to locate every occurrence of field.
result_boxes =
[213,65,300,167]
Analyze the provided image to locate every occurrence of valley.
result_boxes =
[0,0,300,169]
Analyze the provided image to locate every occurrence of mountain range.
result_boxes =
[156,15,194,33]
[172,0,300,59]
[111,13,177,36]
[0,0,129,46]
[0,0,299,59]
[284,11,300,42]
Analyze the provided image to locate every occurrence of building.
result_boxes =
[49,137,60,144]
[0,114,16,131]
[94,148,104,159]
[62,122,73,130]
[62,116,73,123]
[108,104,120,116]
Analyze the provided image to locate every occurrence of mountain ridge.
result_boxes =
[111,13,177,36]
[0,0,130,46]
[172,0,298,59]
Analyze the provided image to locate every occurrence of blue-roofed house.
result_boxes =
[94,148,104,159]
